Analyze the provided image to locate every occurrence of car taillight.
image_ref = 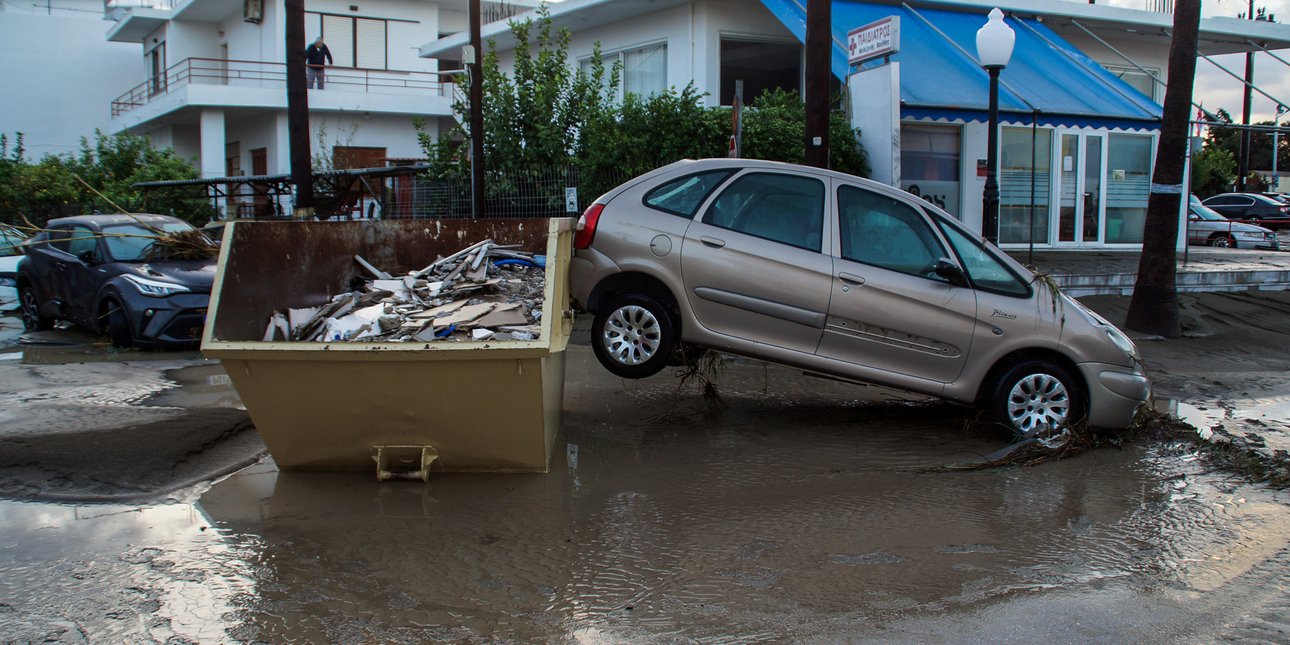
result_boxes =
[574,203,605,249]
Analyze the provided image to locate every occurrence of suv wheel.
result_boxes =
[591,294,676,379]
[105,301,134,348]
[19,285,52,332]
[988,360,1084,438]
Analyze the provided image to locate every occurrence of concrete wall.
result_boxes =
[0,4,142,158]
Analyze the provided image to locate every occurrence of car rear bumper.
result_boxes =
[1079,360,1151,429]
[569,248,621,311]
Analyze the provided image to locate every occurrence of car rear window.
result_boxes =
[643,170,733,218]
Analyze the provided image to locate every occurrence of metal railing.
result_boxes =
[112,58,453,117]
[104,0,176,11]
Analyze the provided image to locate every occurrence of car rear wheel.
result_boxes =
[1208,234,1235,248]
[106,301,134,348]
[19,285,52,332]
[988,360,1085,438]
[591,294,676,379]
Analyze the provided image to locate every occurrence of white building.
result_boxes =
[420,0,1290,250]
[98,0,533,215]
[0,0,140,159]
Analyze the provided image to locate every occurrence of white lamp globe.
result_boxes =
[976,8,1015,68]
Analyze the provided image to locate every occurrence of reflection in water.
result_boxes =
[0,352,1287,642]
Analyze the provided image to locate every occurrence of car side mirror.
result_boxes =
[932,258,969,287]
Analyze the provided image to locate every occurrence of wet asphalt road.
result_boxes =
[0,312,1289,643]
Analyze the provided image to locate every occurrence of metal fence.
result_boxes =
[384,166,629,219]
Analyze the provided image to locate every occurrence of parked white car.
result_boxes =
[0,225,27,312]
[1187,196,1280,250]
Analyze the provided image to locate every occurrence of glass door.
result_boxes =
[1054,132,1105,246]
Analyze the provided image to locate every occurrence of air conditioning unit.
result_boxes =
[243,0,263,24]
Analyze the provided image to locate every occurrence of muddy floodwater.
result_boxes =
[2,337,1289,643]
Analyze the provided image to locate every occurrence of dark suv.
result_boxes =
[18,214,216,348]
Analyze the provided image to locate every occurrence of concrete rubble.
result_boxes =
[262,239,545,343]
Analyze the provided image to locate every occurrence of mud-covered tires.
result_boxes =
[591,294,676,379]
[20,285,52,332]
[106,301,134,349]
[988,359,1085,438]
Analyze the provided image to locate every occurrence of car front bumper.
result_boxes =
[1079,360,1151,430]
[120,291,210,347]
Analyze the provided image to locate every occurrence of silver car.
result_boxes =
[570,159,1149,436]
[1188,196,1280,250]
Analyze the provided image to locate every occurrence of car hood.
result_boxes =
[124,259,217,291]
[0,255,20,273]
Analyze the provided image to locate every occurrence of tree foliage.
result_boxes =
[416,6,869,208]
[1199,107,1289,192]
[1190,146,1236,197]
[0,130,215,227]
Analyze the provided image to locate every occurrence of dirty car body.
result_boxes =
[18,214,215,348]
[570,159,1150,435]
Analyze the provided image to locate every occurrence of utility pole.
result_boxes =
[1125,0,1201,338]
[803,0,830,168]
[1237,0,1255,192]
[468,0,486,218]
[285,0,313,216]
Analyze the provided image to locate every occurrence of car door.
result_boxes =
[1203,196,1237,218]
[679,170,834,355]
[817,183,977,384]
[23,225,76,318]
[61,224,109,326]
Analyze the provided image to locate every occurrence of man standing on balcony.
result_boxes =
[306,37,333,89]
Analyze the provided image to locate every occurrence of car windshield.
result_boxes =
[101,221,196,262]
[0,227,27,257]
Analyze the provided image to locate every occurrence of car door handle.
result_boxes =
[838,272,865,285]
[699,235,726,248]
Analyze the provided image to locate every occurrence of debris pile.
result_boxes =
[263,239,545,343]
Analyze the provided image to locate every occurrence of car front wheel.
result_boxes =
[1209,234,1235,248]
[106,301,134,348]
[591,294,676,379]
[988,360,1085,438]
[19,285,52,332]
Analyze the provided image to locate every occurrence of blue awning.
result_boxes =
[759,1,1163,130]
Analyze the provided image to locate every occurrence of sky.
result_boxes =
[1083,0,1290,124]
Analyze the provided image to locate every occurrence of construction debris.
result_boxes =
[262,239,545,343]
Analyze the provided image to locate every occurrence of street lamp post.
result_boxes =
[977,8,1015,244]
[1274,104,1286,193]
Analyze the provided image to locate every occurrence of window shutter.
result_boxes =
[322,14,354,67]
[355,18,387,69]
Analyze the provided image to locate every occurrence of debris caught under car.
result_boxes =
[262,239,545,343]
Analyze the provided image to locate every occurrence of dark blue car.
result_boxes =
[17,214,215,348]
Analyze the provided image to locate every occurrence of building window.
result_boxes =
[1104,65,1159,103]
[579,43,668,101]
[146,42,167,97]
[1105,133,1154,244]
[720,38,800,105]
[998,126,1052,245]
[311,13,388,69]
[900,124,961,216]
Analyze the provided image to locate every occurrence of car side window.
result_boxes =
[837,185,947,278]
[702,172,824,251]
[935,221,1030,296]
[44,228,72,253]
[66,225,99,260]
[643,170,733,218]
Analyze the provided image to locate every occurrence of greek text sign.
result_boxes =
[848,16,900,65]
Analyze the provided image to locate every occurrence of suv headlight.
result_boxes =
[123,274,190,297]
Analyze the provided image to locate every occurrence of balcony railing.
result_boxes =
[112,58,453,117]
[103,0,175,17]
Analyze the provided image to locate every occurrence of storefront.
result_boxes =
[761,0,1165,249]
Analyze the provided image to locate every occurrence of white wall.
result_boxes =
[0,9,142,158]
[305,0,441,71]
[309,112,430,162]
